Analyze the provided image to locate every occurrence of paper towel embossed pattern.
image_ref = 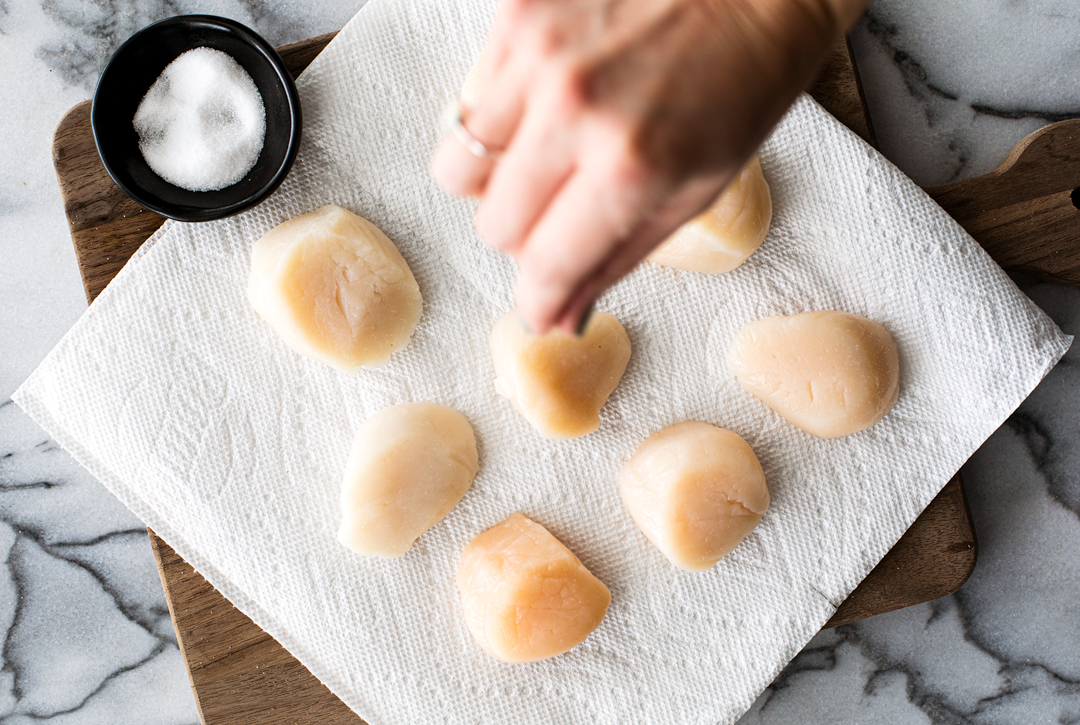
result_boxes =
[12,0,1072,724]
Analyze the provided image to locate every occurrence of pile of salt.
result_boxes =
[133,47,266,192]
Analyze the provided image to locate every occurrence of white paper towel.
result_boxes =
[15,0,1073,723]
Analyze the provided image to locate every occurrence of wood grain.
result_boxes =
[926,119,1080,285]
[825,475,974,626]
[150,534,361,724]
[807,39,877,147]
[55,35,985,724]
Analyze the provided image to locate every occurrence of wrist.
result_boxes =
[681,0,867,167]
[805,0,867,35]
[708,0,866,44]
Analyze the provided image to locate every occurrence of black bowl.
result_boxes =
[92,15,302,222]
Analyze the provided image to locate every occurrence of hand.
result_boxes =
[432,0,865,334]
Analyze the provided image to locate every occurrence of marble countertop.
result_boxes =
[0,1,1076,722]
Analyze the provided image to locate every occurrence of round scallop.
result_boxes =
[619,422,770,572]
[247,204,423,372]
[647,155,772,274]
[727,310,900,438]
[338,403,478,558]
[489,310,632,439]
[457,513,611,663]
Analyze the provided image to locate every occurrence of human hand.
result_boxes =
[432,0,865,334]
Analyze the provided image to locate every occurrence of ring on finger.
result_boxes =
[442,99,504,160]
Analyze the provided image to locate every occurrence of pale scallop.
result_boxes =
[457,513,610,663]
[247,204,422,372]
[619,422,770,572]
[338,403,478,558]
[489,310,632,439]
[648,155,772,274]
[727,311,900,438]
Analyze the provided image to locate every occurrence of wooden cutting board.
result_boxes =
[51,31,1079,724]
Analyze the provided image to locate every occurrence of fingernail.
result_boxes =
[575,304,595,337]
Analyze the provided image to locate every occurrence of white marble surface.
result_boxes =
[0,0,1076,722]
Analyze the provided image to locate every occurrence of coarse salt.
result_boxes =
[134,47,266,192]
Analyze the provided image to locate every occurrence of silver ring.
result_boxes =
[442,99,502,160]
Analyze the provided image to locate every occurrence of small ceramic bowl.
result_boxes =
[92,15,302,222]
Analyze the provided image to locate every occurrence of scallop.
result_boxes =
[648,156,772,274]
[247,204,422,372]
[727,310,900,438]
[489,310,632,439]
[457,513,610,663]
[619,422,770,572]
[338,403,478,558]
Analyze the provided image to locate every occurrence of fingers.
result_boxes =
[432,0,584,200]
[430,0,545,199]
[430,53,529,198]
[548,173,731,335]
[482,0,532,81]
[473,69,581,254]
[430,0,562,198]
[512,153,661,333]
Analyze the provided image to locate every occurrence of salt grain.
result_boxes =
[133,47,266,192]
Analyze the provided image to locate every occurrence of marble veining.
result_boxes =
[0,401,197,723]
[848,0,1080,186]
[35,0,351,91]
[0,0,1078,722]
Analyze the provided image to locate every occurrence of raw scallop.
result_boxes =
[457,513,610,663]
[339,403,478,558]
[619,421,769,572]
[247,204,422,372]
[648,156,772,274]
[727,311,900,438]
[489,310,631,439]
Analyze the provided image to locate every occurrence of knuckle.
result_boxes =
[534,59,592,120]
[551,60,591,112]
[529,17,564,56]
[591,149,660,239]
[502,0,539,20]
[608,143,654,188]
